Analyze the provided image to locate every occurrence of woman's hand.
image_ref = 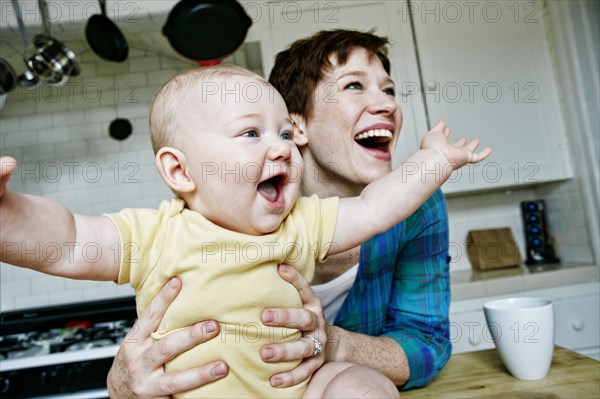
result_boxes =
[259,264,328,388]
[107,277,228,398]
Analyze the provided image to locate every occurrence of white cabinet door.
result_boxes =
[260,1,429,167]
[412,0,572,193]
[450,310,495,353]
[554,295,600,358]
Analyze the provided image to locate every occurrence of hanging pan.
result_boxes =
[85,0,129,62]
[162,0,252,66]
[0,57,17,110]
[0,57,18,95]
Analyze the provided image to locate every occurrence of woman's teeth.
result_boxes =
[354,129,393,141]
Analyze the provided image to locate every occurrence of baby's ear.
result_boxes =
[155,147,195,193]
[290,113,308,147]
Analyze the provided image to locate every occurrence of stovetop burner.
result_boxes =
[0,319,134,360]
[0,332,41,360]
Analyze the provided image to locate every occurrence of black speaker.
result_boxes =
[520,200,559,265]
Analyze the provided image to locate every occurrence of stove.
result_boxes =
[0,296,137,398]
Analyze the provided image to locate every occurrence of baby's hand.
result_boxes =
[0,156,17,199]
[421,120,492,169]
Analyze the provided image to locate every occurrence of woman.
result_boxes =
[107,29,451,397]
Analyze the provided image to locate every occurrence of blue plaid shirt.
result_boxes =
[333,189,451,390]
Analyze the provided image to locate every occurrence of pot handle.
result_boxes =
[11,0,29,48]
[99,0,107,16]
[38,0,51,36]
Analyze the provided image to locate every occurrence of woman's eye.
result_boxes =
[384,87,396,96]
[280,131,293,141]
[242,130,259,138]
[344,81,362,90]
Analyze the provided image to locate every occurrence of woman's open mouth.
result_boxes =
[354,129,393,159]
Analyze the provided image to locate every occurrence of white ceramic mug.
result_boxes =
[483,297,554,380]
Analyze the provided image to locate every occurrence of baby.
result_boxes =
[0,65,490,398]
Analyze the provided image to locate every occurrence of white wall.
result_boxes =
[544,0,600,263]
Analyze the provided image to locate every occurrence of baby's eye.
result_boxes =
[280,131,293,141]
[384,87,396,97]
[344,81,362,90]
[242,130,259,138]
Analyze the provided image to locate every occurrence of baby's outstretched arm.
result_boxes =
[330,121,491,255]
[0,156,120,280]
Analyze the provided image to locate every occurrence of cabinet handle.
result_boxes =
[571,320,585,332]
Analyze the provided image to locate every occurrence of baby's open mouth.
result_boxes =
[354,129,393,152]
[257,174,286,203]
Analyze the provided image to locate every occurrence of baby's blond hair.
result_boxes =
[149,65,268,153]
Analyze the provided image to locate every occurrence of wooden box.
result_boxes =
[467,228,523,270]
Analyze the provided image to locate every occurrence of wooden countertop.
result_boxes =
[402,346,600,398]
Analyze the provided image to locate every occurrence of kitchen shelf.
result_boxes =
[451,262,600,301]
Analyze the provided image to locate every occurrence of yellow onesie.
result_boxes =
[107,195,338,398]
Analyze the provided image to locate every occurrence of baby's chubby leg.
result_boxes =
[304,361,399,399]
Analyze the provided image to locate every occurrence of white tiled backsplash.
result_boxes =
[0,37,594,311]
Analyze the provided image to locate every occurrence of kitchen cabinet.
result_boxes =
[553,294,600,360]
[450,282,600,360]
[412,0,572,193]
[258,0,572,194]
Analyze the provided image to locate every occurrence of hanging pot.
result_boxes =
[25,35,80,86]
[162,0,252,66]
[10,0,41,89]
[85,0,129,62]
[20,0,80,86]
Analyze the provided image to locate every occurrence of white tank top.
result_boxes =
[311,264,359,323]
